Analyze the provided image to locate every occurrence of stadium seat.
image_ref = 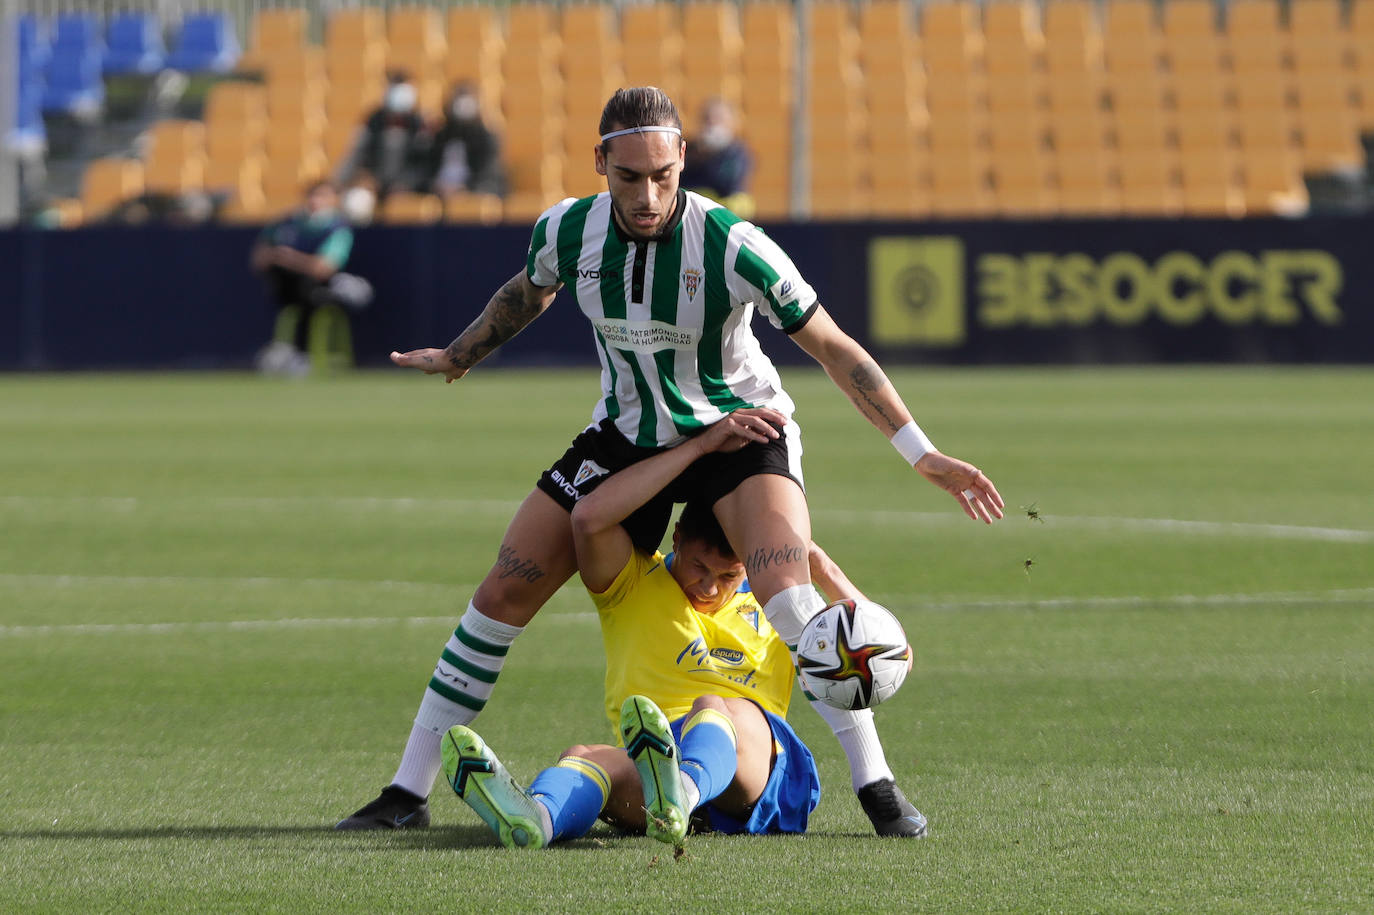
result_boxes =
[81,157,145,219]
[622,4,683,100]
[381,192,443,225]
[680,2,744,113]
[444,7,504,121]
[238,9,307,73]
[42,44,104,116]
[166,13,240,73]
[387,6,445,88]
[104,12,166,75]
[1178,151,1245,217]
[445,192,503,224]
[928,149,995,217]
[1103,0,1162,72]
[920,0,984,74]
[1117,148,1184,215]
[1240,148,1308,214]
[1054,147,1120,216]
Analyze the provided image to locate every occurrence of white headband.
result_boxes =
[599,125,682,143]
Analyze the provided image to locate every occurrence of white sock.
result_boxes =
[810,702,895,792]
[680,773,702,812]
[533,798,554,842]
[761,583,826,647]
[390,602,524,798]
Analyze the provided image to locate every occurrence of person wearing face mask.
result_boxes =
[251,181,370,375]
[680,97,755,218]
[425,82,507,198]
[337,70,431,197]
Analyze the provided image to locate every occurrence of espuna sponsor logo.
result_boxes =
[976,249,1343,328]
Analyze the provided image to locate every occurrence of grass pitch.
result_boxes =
[1,366,1371,913]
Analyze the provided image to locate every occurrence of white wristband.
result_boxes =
[890,421,935,466]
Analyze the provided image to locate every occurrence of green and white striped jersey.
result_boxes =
[526,190,818,448]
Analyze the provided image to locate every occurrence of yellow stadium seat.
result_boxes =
[445,192,504,224]
[82,157,144,219]
[1232,72,1292,115]
[239,9,307,72]
[1163,0,1219,38]
[1236,110,1298,152]
[927,108,989,152]
[206,121,264,162]
[1290,0,1341,33]
[381,192,443,225]
[328,8,385,53]
[1104,0,1162,72]
[1227,31,1287,76]
[920,0,984,73]
[1054,148,1120,216]
[928,149,995,216]
[1294,107,1364,171]
[502,191,555,224]
[1175,111,1236,153]
[1241,149,1309,214]
[1051,108,1111,152]
[1047,72,1105,113]
[1118,148,1183,215]
[204,82,267,126]
[1113,107,1172,152]
[1178,151,1244,217]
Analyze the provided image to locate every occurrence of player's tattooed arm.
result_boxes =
[845,361,905,435]
[443,271,553,371]
[789,305,916,437]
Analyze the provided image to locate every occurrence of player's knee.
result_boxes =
[689,694,728,716]
[558,743,597,761]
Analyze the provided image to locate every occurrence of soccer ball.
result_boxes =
[796,599,912,710]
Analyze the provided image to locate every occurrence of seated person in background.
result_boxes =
[440,409,903,850]
[680,97,755,218]
[251,181,368,375]
[425,82,507,198]
[336,70,430,197]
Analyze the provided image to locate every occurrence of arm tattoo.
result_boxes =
[846,361,903,434]
[444,273,545,370]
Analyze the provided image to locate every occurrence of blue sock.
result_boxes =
[678,708,739,806]
[528,756,610,842]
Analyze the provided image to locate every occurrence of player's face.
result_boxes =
[595,130,685,241]
[670,536,747,615]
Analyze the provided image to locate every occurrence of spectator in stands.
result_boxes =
[680,98,755,218]
[251,180,371,375]
[336,70,430,197]
[424,82,507,198]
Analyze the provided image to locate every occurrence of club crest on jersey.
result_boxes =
[573,459,610,487]
[682,267,703,302]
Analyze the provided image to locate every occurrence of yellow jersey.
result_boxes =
[589,549,796,740]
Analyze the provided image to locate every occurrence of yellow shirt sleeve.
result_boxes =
[586,549,652,613]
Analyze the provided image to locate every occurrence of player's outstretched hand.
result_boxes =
[696,407,788,454]
[914,452,1005,524]
[390,348,468,383]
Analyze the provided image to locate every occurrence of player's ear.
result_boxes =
[671,523,682,553]
[594,143,608,176]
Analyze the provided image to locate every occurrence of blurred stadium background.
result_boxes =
[2,0,1372,370]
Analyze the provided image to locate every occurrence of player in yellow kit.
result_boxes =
[440,407,912,848]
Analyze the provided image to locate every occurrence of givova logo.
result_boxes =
[868,237,967,347]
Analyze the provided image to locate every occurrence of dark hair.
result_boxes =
[676,500,735,558]
[598,87,682,147]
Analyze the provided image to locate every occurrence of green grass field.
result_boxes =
[1,366,1371,913]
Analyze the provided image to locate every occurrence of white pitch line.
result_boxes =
[1,588,1369,639]
[813,508,1374,543]
[3,495,1371,543]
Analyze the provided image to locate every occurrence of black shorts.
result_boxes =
[536,417,804,554]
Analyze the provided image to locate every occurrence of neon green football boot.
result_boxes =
[620,695,689,849]
[440,725,547,849]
